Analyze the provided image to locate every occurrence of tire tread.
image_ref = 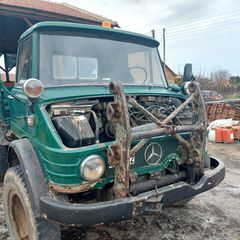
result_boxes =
[0,145,8,182]
[3,166,61,240]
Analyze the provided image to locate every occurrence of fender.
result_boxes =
[8,138,49,217]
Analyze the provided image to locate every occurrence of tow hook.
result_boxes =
[144,195,163,212]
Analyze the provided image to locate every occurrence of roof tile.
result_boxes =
[0,0,117,25]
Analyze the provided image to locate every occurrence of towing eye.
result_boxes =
[106,81,207,198]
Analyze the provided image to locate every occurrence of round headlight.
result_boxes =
[23,78,44,99]
[80,155,105,182]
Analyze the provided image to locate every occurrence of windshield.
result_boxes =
[39,33,167,87]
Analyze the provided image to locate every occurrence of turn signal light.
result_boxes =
[102,20,111,28]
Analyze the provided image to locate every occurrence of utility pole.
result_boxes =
[151,29,155,38]
[163,28,166,69]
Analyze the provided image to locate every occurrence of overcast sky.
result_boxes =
[52,0,240,76]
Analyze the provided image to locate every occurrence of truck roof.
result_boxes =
[20,21,159,48]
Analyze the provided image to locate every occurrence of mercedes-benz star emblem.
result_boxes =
[144,143,162,165]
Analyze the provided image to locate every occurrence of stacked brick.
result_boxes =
[206,102,240,122]
[234,103,240,120]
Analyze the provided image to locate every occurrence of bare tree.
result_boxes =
[194,68,212,90]
[210,70,231,94]
[194,68,239,98]
[211,69,230,82]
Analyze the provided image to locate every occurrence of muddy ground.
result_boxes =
[0,142,239,240]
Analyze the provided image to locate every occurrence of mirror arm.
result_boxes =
[28,100,36,113]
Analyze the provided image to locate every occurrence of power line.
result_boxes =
[155,9,240,31]
[168,13,240,31]
[145,10,240,41]
[165,20,240,38]
[145,9,240,64]
[155,36,163,42]
[166,23,239,41]
[145,30,152,35]
[167,17,240,34]
[148,21,240,44]
[167,20,240,37]
[146,21,240,42]
[145,10,240,69]
[145,9,240,37]
[153,20,240,42]
[153,16,240,37]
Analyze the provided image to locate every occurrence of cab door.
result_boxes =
[8,37,32,138]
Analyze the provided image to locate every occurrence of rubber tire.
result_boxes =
[0,145,8,182]
[3,166,61,240]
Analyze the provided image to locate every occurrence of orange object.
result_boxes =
[102,20,111,28]
[232,125,240,139]
[222,128,234,143]
[215,128,223,143]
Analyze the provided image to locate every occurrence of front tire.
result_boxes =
[0,145,8,182]
[3,166,60,240]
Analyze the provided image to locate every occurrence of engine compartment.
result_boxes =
[46,96,192,148]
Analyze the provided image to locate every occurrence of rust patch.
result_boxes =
[107,82,131,199]
[190,82,208,175]
[106,102,122,122]
[49,181,96,194]
[107,81,207,197]
[107,143,122,167]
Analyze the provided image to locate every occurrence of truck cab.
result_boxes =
[0,22,225,240]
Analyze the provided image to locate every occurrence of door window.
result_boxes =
[17,38,31,83]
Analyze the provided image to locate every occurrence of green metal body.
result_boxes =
[0,22,189,189]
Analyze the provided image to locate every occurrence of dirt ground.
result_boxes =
[0,142,239,240]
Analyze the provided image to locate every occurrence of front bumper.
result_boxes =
[40,156,225,226]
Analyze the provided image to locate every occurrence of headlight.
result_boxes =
[23,78,44,99]
[80,155,105,182]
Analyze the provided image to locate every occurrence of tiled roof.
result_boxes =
[0,0,118,25]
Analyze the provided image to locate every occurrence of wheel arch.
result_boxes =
[8,138,49,217]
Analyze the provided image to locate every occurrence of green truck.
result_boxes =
[0,22,225,239]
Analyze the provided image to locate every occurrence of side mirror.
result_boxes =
[23,78,44,100]
[23,78,44,113]
[183,63,195,82]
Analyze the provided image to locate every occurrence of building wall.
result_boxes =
[164,66,176,84]
[0,73,15,82]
